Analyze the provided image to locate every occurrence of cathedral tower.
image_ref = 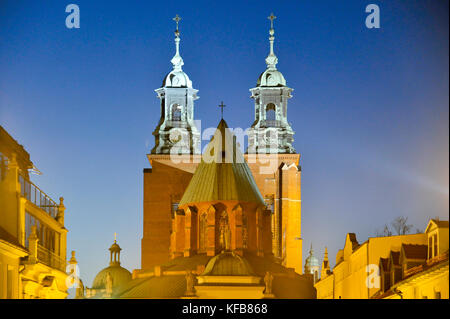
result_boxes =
[244,14,302,274]
[247,13,295,154]
[151,15,200,155]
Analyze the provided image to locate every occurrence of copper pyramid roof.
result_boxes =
[179,119,265,206]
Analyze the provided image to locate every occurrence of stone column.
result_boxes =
[184,206,197,257]
[206,205,216,256]
[231,204,243,256]
[56,197,66,226]
[256,207,264,257]
[173,210,185,258]
[28,225,39,264]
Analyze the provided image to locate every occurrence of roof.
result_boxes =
[431,219,449,228]
[375,254,449,299]
[0,125,33,174]
[179,119,265,206]
[201,252,255,276]
[305,246,320,268]
[390,251,401,266]
[257,69,286,87]
[162,70,192,88]
[426,219,449,232]
[115,275,187,299]
[379,258,389,271]
[402,244,427,260]
[92,265,132,290]
[114,252,317,299]
[109,241,121,253]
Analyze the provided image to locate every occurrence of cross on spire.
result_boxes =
[268,12,276,29]
[218,101,226,119]
[114,232,117,242]
[173,14,181,32]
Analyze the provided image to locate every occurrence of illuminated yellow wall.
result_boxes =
[1,129,70,299]
[315,233,427,299]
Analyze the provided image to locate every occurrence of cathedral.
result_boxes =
[88,14,315,299]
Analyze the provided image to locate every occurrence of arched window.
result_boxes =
[171,104,182,121]
[265,103,276,121]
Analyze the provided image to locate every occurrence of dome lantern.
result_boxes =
[89,234,131,295]
[109,233,122,266]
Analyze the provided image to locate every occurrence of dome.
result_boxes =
[162,70,192,88]
[305,255,320,268]
[201,252,256,276]
[305,245,320,269]
[92,265,132,290]
[256,69,286,87]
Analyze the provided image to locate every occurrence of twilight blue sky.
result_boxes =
[0,0,448,290]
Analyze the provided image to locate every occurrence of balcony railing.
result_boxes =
[262,120,282,128]
[37,244,66,272]
[18,173,58,218]
[165,120,188,128]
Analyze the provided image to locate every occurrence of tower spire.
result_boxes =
[171,14,184,71]
[321,246,331,279]
[265,13,278,70]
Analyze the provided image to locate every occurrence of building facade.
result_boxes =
[0,126,71,299]
[142,14,302,276]
[314,219,449,299]
[111,119,315,299]
[375,219,449,299]
[95,15,313,299]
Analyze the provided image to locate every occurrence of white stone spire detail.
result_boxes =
[265,13,278,70]
[171,14,184,71]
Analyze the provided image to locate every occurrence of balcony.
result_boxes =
[18,173,58,218]
[165,120,188,129]
[262,120,282,128]
[37,244,66,272]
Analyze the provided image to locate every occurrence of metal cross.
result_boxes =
[173,14,181,31]
[268,13,276,29]
[218,101,226,119]
[114,232,117,242]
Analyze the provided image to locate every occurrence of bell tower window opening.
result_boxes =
[171,104,182,121]
[265,103,276,122]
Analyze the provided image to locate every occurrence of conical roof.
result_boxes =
[179,119,265,206]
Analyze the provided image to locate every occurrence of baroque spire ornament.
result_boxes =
[265,12,278,70]
[171,14,184,71]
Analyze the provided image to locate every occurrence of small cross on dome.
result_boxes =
[268,13,276,29]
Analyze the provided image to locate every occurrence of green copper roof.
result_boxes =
[201,252,256,276]
[92,265,132,290]
[179,119,265,206]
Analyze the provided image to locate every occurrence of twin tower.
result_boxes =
[143,14,302,275]
[151,13,295,155]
